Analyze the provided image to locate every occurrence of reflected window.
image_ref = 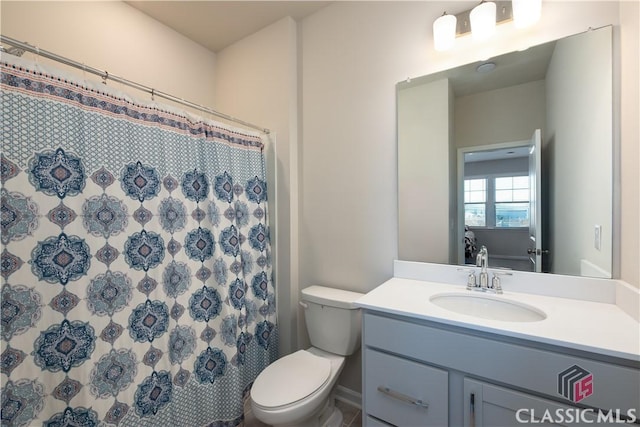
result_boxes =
[465,176,529,228]
[495,176,530,227]
[464,178,487,226]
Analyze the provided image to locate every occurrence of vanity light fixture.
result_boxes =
[433,0,542,51]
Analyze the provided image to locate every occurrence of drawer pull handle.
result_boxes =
[377,386,429,410]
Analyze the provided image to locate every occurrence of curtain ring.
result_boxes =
[151,88,155,101]
[102,71,109,85]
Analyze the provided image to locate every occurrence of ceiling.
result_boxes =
[125,1,331,53]
[405,38,556,98]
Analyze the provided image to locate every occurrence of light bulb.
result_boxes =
[470,1,496,42]
[433,13,457,51]
[512,0,542,29]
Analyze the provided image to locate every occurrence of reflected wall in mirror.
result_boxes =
[397,25,613,278]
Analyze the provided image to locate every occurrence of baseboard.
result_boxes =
[334,385,362,410]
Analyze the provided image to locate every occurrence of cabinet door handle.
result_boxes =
[470,393,475,427]
[377,386,429,410]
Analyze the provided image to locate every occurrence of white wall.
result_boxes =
[0,1,216,111]
[456,80,547,148]
[214,17,299,358]
[546,28,613,277]
[619,1,640,288]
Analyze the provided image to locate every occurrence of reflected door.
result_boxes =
[527,129,542,272]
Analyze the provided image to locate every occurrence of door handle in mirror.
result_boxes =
[527,248,550,255]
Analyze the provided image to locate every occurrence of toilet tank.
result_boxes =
[301,285,365,356]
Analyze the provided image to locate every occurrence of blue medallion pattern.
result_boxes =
[124,230,165,271]
[89,349,138,398]
[249,223,268,252]
[86,271,133,316]
[47,203,77,228]
[1,379,46,427]
[246,176,267,204]
[220,315,238,347]
[1,347,27,376]
[229,278,246,309]
[82,194,128,238]
[44,407,99,427]
[219,225,240,257]
[158,198,187,233]
[181,170,209,202]
[120,161,161,202]
[52,377,83,404]
[194,347,227,384]
[128,300,170,343]
[255,320,275,350]
[33,319,96,373]
[1,155,20,184]
[1,58,275,426]
[134,371,173,417]
[162,261,191,298]
[1,284,42,340]
[252,272,270,301]
[214,172,234,203]
[207,201,221,227]
[235,332,251,366]
[30,233,92,285]
[189,286,222,322]
[28,148,86,199]
[1,189,39,245]
[213,257,228,286]
[184,227,215,262]
[90,167,115,189]
[168,326,197,365]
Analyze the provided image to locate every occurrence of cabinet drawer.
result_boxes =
[365,415,394,426]
[364,348,448,426]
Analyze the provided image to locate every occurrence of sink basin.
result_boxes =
[429,292,546,322]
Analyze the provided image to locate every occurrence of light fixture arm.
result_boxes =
[432,0,541,52]
[456,1,512,37]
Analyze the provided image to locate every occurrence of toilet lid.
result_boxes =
[251,350,331,408]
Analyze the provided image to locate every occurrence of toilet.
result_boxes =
[250,285,364,427]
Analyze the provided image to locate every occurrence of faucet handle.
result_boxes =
[490,270,512,294]
[457,267,477,289]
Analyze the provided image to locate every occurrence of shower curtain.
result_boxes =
[0,55,277,426]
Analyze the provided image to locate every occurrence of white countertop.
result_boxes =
[356,277,640,362]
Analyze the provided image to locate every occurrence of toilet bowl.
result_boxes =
[250,348,345,427]
[249,285,364,427]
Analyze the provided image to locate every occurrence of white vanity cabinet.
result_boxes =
[361,311,640,427]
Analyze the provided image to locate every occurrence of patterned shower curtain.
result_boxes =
[0,55,277,426]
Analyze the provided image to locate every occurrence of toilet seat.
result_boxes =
[251,350,331,409]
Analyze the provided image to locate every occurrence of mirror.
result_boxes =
[397,26,613,278]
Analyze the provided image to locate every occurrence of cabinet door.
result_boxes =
[364,349,448,426]
[464,379,599,427]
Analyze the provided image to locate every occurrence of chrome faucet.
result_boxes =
[459,245,509,294]
[476,246,489,289]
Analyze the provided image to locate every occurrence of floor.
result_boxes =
[243,398,362,427]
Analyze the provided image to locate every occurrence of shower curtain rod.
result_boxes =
[0,35,271,134]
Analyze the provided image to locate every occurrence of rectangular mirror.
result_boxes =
[398,25,613,278]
